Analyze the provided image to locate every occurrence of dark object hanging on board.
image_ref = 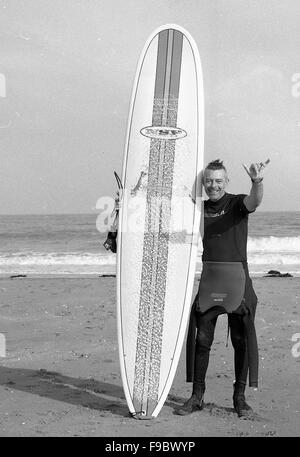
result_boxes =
[103,171,122,253]
[103,230,117,253]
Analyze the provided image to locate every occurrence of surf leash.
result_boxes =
[114,170,122,189]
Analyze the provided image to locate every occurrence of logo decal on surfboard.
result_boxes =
[140,125,187,140]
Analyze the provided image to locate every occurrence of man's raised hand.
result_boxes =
[242,159,270,182]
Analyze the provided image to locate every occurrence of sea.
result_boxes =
[0,212,299,277]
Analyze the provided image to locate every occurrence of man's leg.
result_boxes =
[229,313,254,418]
[193,315,217,395]
[177,315,217,415]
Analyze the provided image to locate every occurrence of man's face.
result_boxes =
[203,168,228,201]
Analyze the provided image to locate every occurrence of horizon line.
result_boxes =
[0,209,299,216]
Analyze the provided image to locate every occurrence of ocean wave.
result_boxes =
[1,236,300,274]
[195,236,300,264]
[247,236,300,253]
[0,253,116,266]
[247,253,300,265]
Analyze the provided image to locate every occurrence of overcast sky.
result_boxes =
[1,0,300,214]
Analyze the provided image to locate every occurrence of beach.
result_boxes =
[0,275,299,437]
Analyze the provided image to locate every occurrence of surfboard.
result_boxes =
[117,24,204,419]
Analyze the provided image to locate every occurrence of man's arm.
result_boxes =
[244,180,264,212]
[242,159,270,212]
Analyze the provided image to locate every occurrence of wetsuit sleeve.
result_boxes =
[234,194,255,216]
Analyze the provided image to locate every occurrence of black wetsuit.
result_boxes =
[186,193,259,389]
[202,192,250,263]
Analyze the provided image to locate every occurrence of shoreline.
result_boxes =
[1,271,299,279]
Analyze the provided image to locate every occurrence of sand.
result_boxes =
[0,275,299,437]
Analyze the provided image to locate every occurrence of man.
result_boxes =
[177,158,270,418]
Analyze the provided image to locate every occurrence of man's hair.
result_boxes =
[205,159,227,172]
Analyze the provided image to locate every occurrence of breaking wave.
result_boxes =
[1,236,299,275]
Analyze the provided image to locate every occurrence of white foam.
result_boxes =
[247,236,300,253]
[0,253,116,266]
[2,236,300,275]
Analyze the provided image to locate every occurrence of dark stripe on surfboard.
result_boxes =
[152,29,168,123]
[133,29,183,416]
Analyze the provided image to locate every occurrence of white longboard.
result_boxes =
[117,24,204,419]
